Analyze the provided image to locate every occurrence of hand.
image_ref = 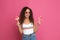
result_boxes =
[38,16,43,24]
[15,16,19,21]
[15,16,20,26]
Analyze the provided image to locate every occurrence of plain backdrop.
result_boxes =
[0,0,60,40]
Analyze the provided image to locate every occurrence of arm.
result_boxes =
[15,16,23,34]
[33,20,41,33]
[33,22,37,33]
[33,16,42,33]
[16,21,23,34]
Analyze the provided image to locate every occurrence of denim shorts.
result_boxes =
[22,33,36,40]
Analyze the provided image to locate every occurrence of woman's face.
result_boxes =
[25,9,30,18]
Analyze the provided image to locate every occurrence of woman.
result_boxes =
[15,7,42,40]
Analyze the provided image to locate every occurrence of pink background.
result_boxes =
[0,0,60,40]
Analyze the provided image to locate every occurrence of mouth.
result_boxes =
[26,15,28,16]
[25,14,30,17]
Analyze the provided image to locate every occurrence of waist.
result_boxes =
[23,32,35,36]
[22,28,34,35]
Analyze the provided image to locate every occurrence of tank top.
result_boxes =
[22,22,34,35]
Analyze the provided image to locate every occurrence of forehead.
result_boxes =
[25,9,30,12]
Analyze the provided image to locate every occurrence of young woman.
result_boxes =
[15,7,42,40]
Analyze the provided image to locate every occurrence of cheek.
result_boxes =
[28,14,30,16]
[28,13,30,16]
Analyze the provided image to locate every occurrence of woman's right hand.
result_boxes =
[15,16,20,26]
[15,16,19,21]
[15,16,23,34]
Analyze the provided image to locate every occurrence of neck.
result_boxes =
[24,18,30,22]
[25,17,29,19]
[25,18,29,20]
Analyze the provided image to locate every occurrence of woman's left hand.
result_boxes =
[38,16,43,24]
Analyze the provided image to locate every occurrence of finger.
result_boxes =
[40,16,43,19]
[16,16,19,17]
[15,16,19,21]
[38,16,43,20]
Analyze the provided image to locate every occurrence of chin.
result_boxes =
[26,17,29,18]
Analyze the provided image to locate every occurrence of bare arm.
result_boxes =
[33,16,42,33]
[33,21,41,33]
[16,21,23,34]
[33,22,37,33]
[15,16,23,34]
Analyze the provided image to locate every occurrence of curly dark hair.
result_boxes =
[18,6,34,25]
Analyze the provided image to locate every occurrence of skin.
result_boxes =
[15,9,42,34]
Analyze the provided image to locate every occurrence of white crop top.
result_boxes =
[22,22,34,35]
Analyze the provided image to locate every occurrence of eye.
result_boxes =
[25,12,27,13]
[25,12,30,14]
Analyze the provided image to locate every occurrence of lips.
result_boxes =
[26,15,28,16]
